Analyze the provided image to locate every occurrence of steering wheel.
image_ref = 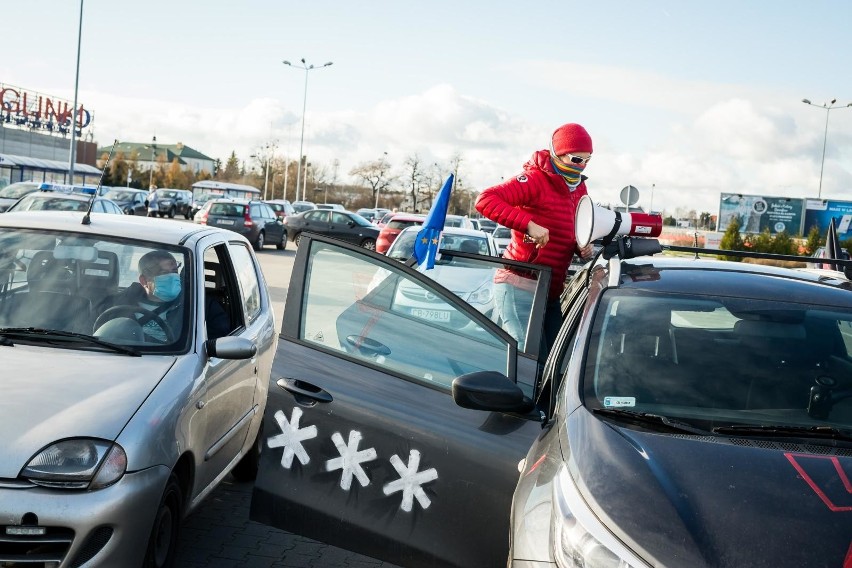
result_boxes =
[94,305,175,343]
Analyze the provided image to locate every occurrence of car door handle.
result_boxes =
[345,335,391,357]
[276,378,333,403]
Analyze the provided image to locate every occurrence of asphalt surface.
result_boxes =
[175,243,403,568]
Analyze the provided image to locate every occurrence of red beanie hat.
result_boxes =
[551,123,593,155]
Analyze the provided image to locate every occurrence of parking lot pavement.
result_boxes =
[177,474,403,568]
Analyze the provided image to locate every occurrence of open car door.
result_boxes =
[251,234,550,568]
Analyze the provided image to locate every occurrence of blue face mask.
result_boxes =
[153,273,181,302]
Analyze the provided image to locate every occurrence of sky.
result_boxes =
[3,0,852,217]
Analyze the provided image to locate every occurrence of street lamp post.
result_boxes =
[802,98,852,199]
[148,135,157,189]
[283,58,333,203]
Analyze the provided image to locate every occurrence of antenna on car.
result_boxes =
[82,138,117,226]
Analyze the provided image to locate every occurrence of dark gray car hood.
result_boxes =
[0,345,174,477]
[567,409,852,568]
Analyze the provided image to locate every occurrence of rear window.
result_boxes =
[209,203,246,217]
[493,227,511,238]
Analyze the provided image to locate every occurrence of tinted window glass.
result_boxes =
[227,243,262,323]
[210,203,245,217]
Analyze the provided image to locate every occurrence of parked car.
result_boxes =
[376,213,425,254]
[284,209,380,250]
[492,224,511,256]
[316,203,346,211]
[355,208,380,223]
[150,188,192,219]
[0,181,41,212]
[6,191,125,215]
[189,191,221,219]
[249,232,852,568]
[812,245,851,270]
[477,218,498,234]
[376,210,396,229]
[292,200,318,214]
[103,188,149,215]
[204,199,286,251]
[265,199,296,220]
[384,226,500,321]
[386,225,499,261]
[0,211,275,567]
[443,214,475,229]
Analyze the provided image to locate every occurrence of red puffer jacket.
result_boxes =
[475,149,587,300]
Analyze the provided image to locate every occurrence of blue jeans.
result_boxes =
[494,282,533,350]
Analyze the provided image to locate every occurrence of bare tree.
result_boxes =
[401,153,425,212]
[349,154,394,208]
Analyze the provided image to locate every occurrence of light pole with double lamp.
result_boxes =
[802,98,852,199]
[283,58,333,203]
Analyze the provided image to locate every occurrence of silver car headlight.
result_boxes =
[552,466,647,568]
[21,439,127,490]
[466,282,493,305]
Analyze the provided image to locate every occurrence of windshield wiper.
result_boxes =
[593,408,708,435]
[0,327,141,356]
[713,424,852,442]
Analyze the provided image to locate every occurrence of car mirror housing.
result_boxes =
[452,371,534,413]
[206,336,257,360]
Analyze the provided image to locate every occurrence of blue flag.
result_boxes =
[413,173,454,270]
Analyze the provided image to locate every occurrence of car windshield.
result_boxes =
[0,182,39,199]
[387,219,422,231]
[0,227,190,353]
[11,195,90,212]
[583,291,852,431]
[349,214,373,227]
[158,190,180,198]
[493,227,511,239]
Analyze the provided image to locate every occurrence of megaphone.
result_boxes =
[575,194,662,247]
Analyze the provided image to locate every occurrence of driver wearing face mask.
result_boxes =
[105,249,185,343]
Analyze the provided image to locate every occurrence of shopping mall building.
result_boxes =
[0,82,215,189]
[0,82,102,188]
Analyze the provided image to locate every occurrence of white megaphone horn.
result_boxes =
[574,195,663,248]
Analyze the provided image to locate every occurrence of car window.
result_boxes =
[0,227,190,353]
[300,241,513,389]
[203,246,241,338]
[331,212,350,224]
[304,210,328,222]
[227,243,262,323]
[210,202,245,217]
[584,291,852,427]
[493,227,512,239]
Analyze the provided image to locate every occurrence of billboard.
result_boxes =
[803,199,852,240]
[717,193,804,235]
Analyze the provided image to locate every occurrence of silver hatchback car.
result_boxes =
[0,211,276,567]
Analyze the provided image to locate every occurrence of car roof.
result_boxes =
[397,225,488,237]
[603,255,852,305]
[0,211,223,245]
[388,213,426,222]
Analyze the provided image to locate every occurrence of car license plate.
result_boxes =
[411,308,450,322]
[218,220,235,225]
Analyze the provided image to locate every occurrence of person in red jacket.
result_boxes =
[475,122,595,352]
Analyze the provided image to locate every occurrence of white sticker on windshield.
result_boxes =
[603,396,636,408]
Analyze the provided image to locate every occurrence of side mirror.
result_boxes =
[348,221,356,227]
[452,371,534,413]
[205,336,257,360]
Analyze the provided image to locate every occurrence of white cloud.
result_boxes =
[73,72,852,219]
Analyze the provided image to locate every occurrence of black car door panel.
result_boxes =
[250,235,551,568]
